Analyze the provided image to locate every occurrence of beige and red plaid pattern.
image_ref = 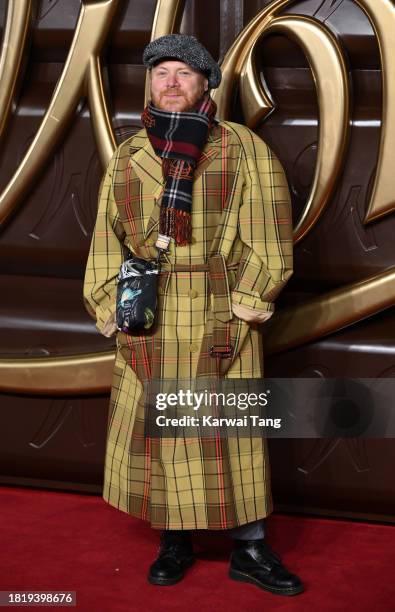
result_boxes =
[83,121,293,529]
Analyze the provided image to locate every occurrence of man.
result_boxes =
[83,34,302,596]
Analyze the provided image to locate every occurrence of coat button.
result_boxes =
[189,343,199,353]
[158,286,164,295]
[188,289,198,299]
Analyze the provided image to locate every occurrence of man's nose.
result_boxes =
[166,74,179,87]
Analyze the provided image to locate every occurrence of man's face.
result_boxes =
[150,60,209,112]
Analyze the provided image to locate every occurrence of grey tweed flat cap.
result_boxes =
[143,34,222,89]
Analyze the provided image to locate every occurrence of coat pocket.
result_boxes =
[228,314,250,363]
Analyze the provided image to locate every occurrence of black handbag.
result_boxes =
[116,252,162,334]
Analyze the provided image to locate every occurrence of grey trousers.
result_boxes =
[164,519,265,540]
[227,519,265,540]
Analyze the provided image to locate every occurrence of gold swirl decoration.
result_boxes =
[0,0,32,140]
[213,7,350,243]
[0,352,115,396]
[0,0,394,394]
[265,267,395,355]
[355,0,395,224]
[0,0,120,227]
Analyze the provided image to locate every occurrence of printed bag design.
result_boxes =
[116,255,159,333]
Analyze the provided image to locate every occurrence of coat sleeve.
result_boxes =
[83,150,126,336]
[231,130,293,313]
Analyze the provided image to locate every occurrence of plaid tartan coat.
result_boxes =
[83,120,293,530]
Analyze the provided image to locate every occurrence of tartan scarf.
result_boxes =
[141,94,217,246]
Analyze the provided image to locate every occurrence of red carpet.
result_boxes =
[1,486,394,611]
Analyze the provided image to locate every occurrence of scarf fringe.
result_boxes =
[159,207,192,247]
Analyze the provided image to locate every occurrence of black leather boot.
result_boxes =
[148,530,195,586]
[229,539,304,596]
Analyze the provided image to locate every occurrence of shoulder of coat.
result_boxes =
[218,121,270,156]
[115,128,148,157]
[106,129,148,172]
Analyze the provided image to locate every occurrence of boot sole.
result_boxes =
[148,557,196,586]
[229,568,304,596]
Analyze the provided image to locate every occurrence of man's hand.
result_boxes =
[101,311,117,337]
[231,302,273,324]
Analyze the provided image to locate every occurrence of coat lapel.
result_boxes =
[129,139,163,241]
[130,139,164,199]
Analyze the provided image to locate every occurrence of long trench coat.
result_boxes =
[83,120,293,530]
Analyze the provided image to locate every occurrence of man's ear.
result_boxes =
[204,77,209,92]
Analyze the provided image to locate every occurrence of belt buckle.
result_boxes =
[210,345,233,358]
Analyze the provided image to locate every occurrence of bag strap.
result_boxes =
[154,233,171,268]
